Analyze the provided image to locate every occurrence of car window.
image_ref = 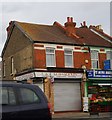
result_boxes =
[19,88,40,104]
[0,87,16,105]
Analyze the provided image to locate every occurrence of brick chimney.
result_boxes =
[64,17,76,37]
[6,21,13,33]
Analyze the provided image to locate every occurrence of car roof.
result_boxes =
[0,80,37,88]
[0,80,48,103]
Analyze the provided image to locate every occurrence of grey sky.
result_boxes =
[0,1,111,61]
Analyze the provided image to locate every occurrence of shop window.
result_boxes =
[46,48,55,67]
[88,85,112,112]
[91,50,99,69]
[64,49,73,67]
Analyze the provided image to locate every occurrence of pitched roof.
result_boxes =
[15,21,112,48]
[16,21,82,45]
[76,27,112,47]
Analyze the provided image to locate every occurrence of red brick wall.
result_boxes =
[74,52,91,69]
[84,52,91,69]
[56,50,64,67]
[33,48,106,70]
[74,52,84,68]
[99,53,106,69]
[34,49,46,68]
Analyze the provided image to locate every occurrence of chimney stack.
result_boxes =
[6,21,13,32]
[64,17,76,37]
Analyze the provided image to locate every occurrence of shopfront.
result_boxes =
[87,70,112,112]
[16,71,83,112]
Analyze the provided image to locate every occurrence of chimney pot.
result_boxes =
[83,21,86,26]
[67,17,71,22]
[71,17,73,22]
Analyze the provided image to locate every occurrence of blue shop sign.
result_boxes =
[87,70,112,78]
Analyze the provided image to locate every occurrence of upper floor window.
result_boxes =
[46,48,55,67]
[64,49,73,67]
[106,51,112,60]
[11,57,14,74]
[91,50,99,69]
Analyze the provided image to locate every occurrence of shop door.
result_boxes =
[54,82,82,111]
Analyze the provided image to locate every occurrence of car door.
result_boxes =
[17,86,48,120]
[1,86,21,120]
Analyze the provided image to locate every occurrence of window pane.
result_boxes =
[64,50,72,54]
[92,60,98,69]
[9,88,16,105]
[11,57,14,74]
[3,61,6,77]
[91,50,99,69]
[46,49,54,53]
[91,51,98,59]
[1,87,16,105]
[46,48,55,67]
[65,55,73,67]
[20,88,40,104]
[64,49,73,67]
[2,87,8,105]
[107,51,112,60]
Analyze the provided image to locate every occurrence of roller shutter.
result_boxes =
[54,81,81,111]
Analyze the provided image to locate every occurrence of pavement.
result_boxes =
[52,112,112,119]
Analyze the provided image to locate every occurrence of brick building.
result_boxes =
[1,17,112,112]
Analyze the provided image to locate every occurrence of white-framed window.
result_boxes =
[64,49,73,67]
[11,57,14,74]
[106,51,112,60]
[3,60,6,77]
[46,47,55,67]
[91,50,99,69]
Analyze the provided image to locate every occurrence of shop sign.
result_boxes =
[87,70,112,78]
[35,72,83,78]
[15,72,83,80]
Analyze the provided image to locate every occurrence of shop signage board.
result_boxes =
[87,70,112,78]
[35,72,83,78]
[16,72,83,80]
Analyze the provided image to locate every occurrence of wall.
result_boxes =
[33,43,109,70]
[34,49,46,69]
[2,25,33,80]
